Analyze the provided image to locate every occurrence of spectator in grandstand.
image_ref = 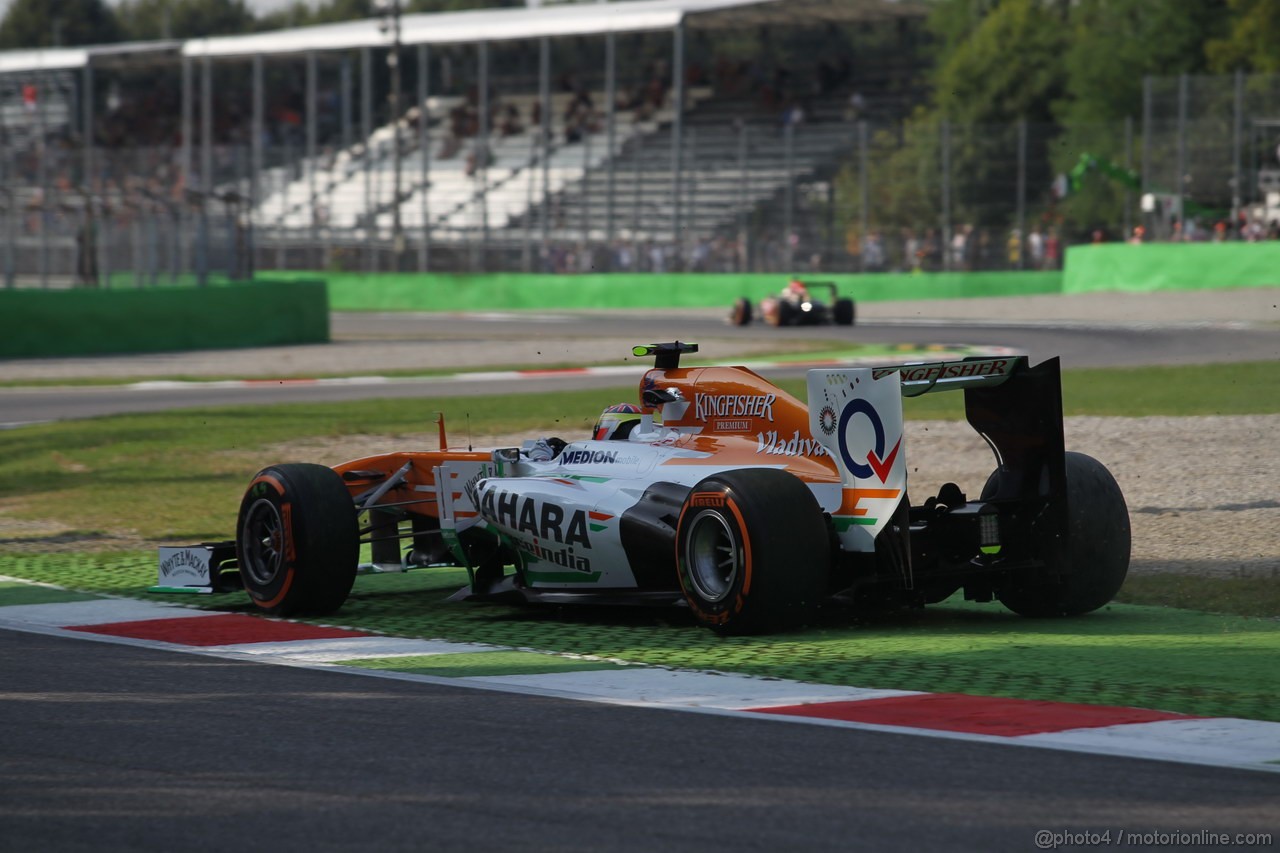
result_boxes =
[76,217,99,287]
[863,230,885,271]
[1006,228,1022,267]
[843,90,867,122]
[612,241,634,272]
[648,241,667,273]
[1044,228,1061,269]
[921,228,942,271]
[950,224,969,270]
[497,103,523,137]
[1027,226,1045,268]
[1128,225,1146,244]
[903,228,922,272]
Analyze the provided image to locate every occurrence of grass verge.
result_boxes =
[1,552,1276,722]
[1116,575,1280,619]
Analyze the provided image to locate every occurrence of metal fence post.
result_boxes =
[37,72,49,288]
[941,119,951,273]
[82,64,93,194]
[738,122,749,270]
[477,40,490,270]
[362,47,375,272]
[783,121,794,270]
[1141,75,1151,198]
[418,43,431,273]
[859,120,868,272]
[1,105,12,287]
[1123,115,1133,239]
[1176,73,1188,229]
[539,37,550,252]
[1232,69,1243,223]
[581,129,591,250]
[199,55,213,286]
[1016,119,1026,268]
[670,19,685,254]
[686,128,697,254]
[341,56,353,152]
[632,132,642,247]
[604,29,617,248]
[252,54,264,281]
[306,51,318,269]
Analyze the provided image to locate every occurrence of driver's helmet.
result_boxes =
[785,279,808,299]
[592,403,645,441]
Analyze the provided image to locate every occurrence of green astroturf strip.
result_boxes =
[0,581,104,606]
[339,651,626,678]
[3,553,1278,722]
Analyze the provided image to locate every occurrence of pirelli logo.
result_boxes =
[690,492,726,508]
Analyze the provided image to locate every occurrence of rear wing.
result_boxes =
[808,356,1066,557]
[871,355,1021,397]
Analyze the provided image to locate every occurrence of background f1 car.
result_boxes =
[182,343,1129,635]
[729,281,856,328]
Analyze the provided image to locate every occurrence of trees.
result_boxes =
[1206,0,1280,73]
[931,0,1068,127]
[115,0,255,42]
[832,0,1257,248]
[0,0,121,49]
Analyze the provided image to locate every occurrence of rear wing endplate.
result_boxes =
[808,356,1067,566]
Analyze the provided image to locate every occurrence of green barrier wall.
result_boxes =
[1064,242,1280,293]
[257,270,1063,312]
[0,281,329,359]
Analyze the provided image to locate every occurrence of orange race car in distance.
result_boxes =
[729,280,856,327]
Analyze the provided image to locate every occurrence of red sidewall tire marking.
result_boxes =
[675,487,752,626]
[244,473,297,609]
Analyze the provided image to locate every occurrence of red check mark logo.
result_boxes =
[867,437,901,484]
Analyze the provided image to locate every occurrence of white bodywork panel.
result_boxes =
[806,368,908,552]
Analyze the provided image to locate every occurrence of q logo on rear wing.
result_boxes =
[807,368,907,552]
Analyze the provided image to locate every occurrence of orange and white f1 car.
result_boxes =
[193,343,1129,635]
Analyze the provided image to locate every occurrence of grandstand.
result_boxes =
[0,0,937,280]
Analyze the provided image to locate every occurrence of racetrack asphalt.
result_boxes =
[3,628,1277,853]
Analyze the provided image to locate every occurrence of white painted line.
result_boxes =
[1019,717,1280,768]
[204,636,499,662]
[0,598,215,627]
[467,668,922,709]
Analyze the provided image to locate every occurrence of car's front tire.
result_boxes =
[676,469,829,634]
[236,463,359,616]
[729,297,753,326]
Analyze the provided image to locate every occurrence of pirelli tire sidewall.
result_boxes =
[235,463,359,616]
[675,469,829,635]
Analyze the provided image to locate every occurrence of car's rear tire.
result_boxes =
[995,451,1130,617]
[834,297,856,326]
[729,297,753,326]
[675,469,829,634]
[236,463,359,616]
